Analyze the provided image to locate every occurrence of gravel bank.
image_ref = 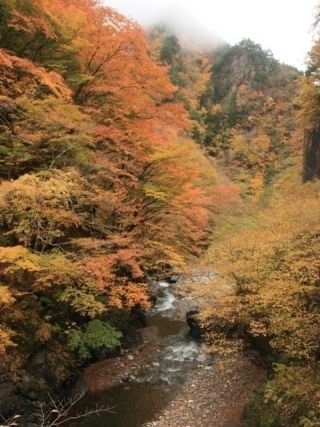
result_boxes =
[145,354,264,427]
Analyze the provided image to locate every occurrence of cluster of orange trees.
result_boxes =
[0,0,216,403]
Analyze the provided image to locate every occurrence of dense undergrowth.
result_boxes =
[201,167,320,426]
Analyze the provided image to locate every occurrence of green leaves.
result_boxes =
[67,320,122,360]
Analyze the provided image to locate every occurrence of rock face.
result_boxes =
[303,125,320,182]
[205,39,279,106]
[186,310,203,339]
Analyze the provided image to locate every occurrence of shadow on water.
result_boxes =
[72,380,181,427]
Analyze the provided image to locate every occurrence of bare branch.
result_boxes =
[36,388,114,427]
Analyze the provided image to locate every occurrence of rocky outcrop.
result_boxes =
[186,310,204,339]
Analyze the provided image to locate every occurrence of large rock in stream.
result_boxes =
[186,310,204,339]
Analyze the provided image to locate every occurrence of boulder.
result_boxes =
[186,310,203,339]
[168,274,179,284]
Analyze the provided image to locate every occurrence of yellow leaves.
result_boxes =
[0,246,41,273]
[59,287,105,318]
[249,173,264,199]
[0,284,15,306]
[0,326,15,354]
[207,169,320,360]
[0,169,91,251]
[149,241,186,270]
[252,134,271,152]
[230,131,273,183]
[297,35,320,131]
[143,183,169,203]
[259,364,320,426]
[141,137,215,264]
[37,251,76,276]
[0,246,79,294]
[0,0,217,392]
[296,75,320,129]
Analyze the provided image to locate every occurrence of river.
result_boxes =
[70,280,210,427]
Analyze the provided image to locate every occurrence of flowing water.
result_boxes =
[73,281,209,427]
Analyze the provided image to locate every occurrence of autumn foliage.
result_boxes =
[2,2,318,424]
[147,27,320,426]
[189,31,320,427]
[0,0,214,406]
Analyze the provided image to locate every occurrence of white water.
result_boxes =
[153,282,176,312]
[164,341,207,363]
[74,280,212,427]
[139,281,210,385]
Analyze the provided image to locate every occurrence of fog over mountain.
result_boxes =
[144,3,225,50]
[104,0,318,69]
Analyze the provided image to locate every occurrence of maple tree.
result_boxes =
[180,25,320,426]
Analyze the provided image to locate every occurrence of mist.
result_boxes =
[104,1,224,49]
[144,3,225,50]
[103,0,318,69]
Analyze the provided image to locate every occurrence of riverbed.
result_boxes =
[70,275,264,427]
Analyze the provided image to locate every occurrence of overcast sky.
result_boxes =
[103,0,319,70]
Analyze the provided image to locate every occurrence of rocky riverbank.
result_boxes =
[74,268,265,427]
[145,354,264,427]
[82,326,160,393]
[144,268,265,427]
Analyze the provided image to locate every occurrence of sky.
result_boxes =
[103,0,319,70]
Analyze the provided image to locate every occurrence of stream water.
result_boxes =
[72,280,209,427]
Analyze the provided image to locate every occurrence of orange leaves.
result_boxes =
[8,9,57,40]
[212,183,239,210]
[81,248,149,309]
[140,139,215,266]
[40,0,176,112]
[0,0,216,393]
[0,49,71,99]
[0,0,215,304]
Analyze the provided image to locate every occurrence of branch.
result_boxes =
[0,414,22,427]
[36,388,115,427]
